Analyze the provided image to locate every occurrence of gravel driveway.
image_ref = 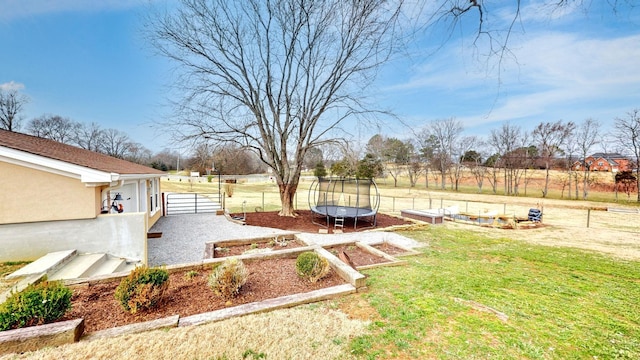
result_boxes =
[147,213,424,266]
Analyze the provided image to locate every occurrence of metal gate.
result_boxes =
[163,193,222,215]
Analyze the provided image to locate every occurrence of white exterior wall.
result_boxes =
[0,212,147,263]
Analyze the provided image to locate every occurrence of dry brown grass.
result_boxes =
[0,263,26,294]
[1,306,368,360]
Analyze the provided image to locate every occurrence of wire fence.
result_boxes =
[222,186,640,235]
[377,195,640,234]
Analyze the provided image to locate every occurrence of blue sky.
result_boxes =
[1,0,639,154]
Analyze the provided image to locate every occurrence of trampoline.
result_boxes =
[308,177,380,230]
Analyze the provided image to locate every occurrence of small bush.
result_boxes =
[114,266,169,314]
[208,258,248,299]
[295,252,330,283]
[0,280,72,331]
[184,270,199,280]
[224,183,235,197]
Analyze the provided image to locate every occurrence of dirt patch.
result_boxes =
[237,210,412,233]
[372,242,408,256]
[325,245,390,267]
[209,238,306,258]
[60,258,345,333]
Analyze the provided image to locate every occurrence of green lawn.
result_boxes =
[159,177,640,359]
[347,226,640,359]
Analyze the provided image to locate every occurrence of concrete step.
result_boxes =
[6,250,77,279]
[116,261,139,275]
[48,253,107,281]
[84,256,140,278]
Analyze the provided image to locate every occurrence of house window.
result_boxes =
[598,161,603,166]
[149,178,160,215]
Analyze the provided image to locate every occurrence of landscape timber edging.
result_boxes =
[315,247,367,289]
[82,315,180,341]
[0,318,84,355]
[178,284,356,327]
[353,242,408,270]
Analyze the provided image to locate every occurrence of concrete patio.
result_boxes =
[147,213,424,266]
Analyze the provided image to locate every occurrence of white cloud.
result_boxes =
[488,32,640,117]
[0,0,149,22]
[513,0,583,23]
[0,81,25,91]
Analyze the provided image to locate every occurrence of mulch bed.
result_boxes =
[371,243,408,256]
[54,210,410,334]
[60,258,345,333]
[325,245,391,267]
[237,210,412,233]
[210,238,306,258]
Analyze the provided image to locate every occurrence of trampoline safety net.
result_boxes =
[308,177,380,229]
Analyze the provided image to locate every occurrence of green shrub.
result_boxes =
[114,266,169,314]
[208,258,248,299]
[184,270,199,280]
[295,252,330,283]
[0,280,72,331]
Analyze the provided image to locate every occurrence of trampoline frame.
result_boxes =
[308,177,380,230]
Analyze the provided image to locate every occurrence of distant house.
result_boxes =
[0,129,165,263]
[572,153,631,172]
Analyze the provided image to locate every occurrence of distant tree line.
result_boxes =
[309,111,640,202]
[2,87,638,200]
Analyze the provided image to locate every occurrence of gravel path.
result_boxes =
[148,214,424,266]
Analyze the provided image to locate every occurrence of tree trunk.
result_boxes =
[636,168,640,202]
[425,168,429,188]
[278,182,298,217]
[567,169,572,200]
[543,164,550,198]
[582,169,589,200]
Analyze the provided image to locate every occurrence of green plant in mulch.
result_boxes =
[184,270,199,280]
[0,279,72,331]
[295,251,330,283]
[114,266,169,314]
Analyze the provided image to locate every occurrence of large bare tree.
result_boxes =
[489,122,527,196]
[74,122,105,152]
[532,120,576,198]
[575,118,601,200]
[615,109,640,202]
[423,118,463,190]
[0,88,29,132]
[101,128,134,159]
[26,115,78,143]
[147,0,402,216]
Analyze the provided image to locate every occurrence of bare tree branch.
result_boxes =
[147,0,403,215]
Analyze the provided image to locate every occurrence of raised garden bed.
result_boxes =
[60,257,346,334]
[323,242,407,270]
[1,236,414,355]
[205,233,306,258]
[371,242,421,257]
